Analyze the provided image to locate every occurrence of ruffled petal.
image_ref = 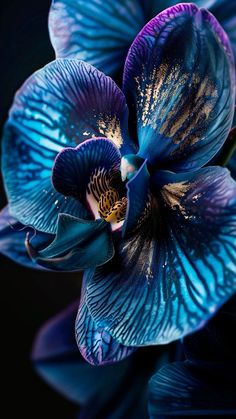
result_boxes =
[0,206,51,269]
[148,361,236,417]
[76,272,135,365]
[2,59,131,233]
[52,138,121,202]
[27,214,114,271]
[48,0,145,75]
[32,301,132,407]
[86,166,236,346]
[123,3,235,170]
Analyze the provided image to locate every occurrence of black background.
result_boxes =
[1,1,81,417]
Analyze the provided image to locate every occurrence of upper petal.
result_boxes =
[143,1,236,63]
[48,0,145,75]
[2,59,131,233]
[123,3,235,170]
[86,166,236,346]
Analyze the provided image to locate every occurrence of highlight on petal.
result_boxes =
[76,272,136,366]
[27,214,114,271]
[86,166,236,346]
[148,361,236,417]
[0,206,51,269]
[32,301,132,407]
[123,3,235,171]
[2,59,131,233]
[48,0,145,75]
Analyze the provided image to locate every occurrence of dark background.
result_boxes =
[1,1,81,417]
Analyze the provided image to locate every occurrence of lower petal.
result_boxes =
[0,206,51,270]
[27,214,114,271]
[148,361,236,417]
[76,271,136,366]
[32,301,132,407]
[86,167,236,346]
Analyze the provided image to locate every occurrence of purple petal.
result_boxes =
[123,3,235,171]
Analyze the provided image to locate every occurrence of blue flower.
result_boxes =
[1,4,236,361]
[48,0,236,75]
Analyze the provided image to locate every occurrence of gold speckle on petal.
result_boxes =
[97,114,123,148]
[135,60,218,153]
[161,181,190,214]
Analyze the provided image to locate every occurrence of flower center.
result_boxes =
[98,187,127,223]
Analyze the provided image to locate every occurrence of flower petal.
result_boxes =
[76,272,135,365]
[27,214,114,271]
[148,361,236,417]
[52,138,121,203]
[86,167,236,346]
[2,59,131,233]
[32,301,132,407]
[123,3,235,170]
[48,0,145,75]
[122,159,150,236]
[0,206,51,269]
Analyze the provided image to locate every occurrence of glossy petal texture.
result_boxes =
[76,272,135,365]
[123,4,235,170]
[48,0,145,75]
[2,58,131,233]
[86,167,236,346]
[52,138,121,202]
[27,214,114,271]
[0,206,51,269]
[148,361,236,416]
[32,301,132,407]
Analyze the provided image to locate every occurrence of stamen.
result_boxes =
[98,188,127,223]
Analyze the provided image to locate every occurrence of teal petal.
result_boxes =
[76,272,136,365]
[2,59,131,233]
[148,361,236,417]
[48,0,145,75]
[86,167,236,346]
[27,214,114,271]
